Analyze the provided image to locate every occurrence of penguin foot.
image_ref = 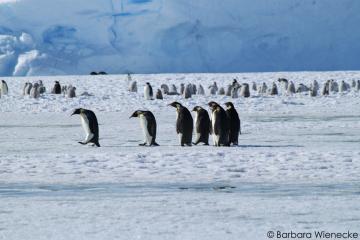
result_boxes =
[78,141,87,145]
[139,143,147,146]
[150,142,159,146]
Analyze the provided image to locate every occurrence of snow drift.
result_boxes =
[0,0,360,76]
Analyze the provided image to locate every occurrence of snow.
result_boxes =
[1,1,360,75]
[0,71,360,239]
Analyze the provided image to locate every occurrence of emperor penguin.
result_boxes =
[270,82,278,95]
[25,82,33,95]
[68,86,76,98]
[30,83,40,99]
[231,86,239,98]
[208,101,229,147]
[209,82,218,95]
[251,82,257,92]
[52,81,61,94]
[322,80,330,96]
[191,84,197,95]
[170,84,178,94]
[156,89,163,100]
[287,81,296,94]
[180,83,185,95]
[355,80,360,91]
[192,106,210,145]
[225,102,241,145]
[296,83,309,93]
[23,82,29,95]
[169,102,193,146]
[38,80,46,94]
[226,85,233,96]
[71,108,100,147]
[312,80,319,92]
[351,79,356,88]
[309,84,317,97]
[218,87,225,95]
[1,80,8,95]
[183,84,192,99]
[197,84,205,95]
[144,82,153,100]
[339,80,349,93]
[258,82,268,95]
[129,81,137,92]
[239,83,250,98]
[161,84,169,95]
[278,78,289,92]
[130,110,159,146]
[329,80,339,93]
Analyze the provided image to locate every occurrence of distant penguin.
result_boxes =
[192,84,197,95]
[232,79,241,88]
[68,86,76,98]
[287,81,296,94]
[209,82,218,95]
[25,82,33,95]
[339,80,349,93]
[1,80,8,95]
[180,83,185,95]
[226,85,233,96]
[231,86,239,98]
[52,81,61,94]
[71,108,100,147]
[252,82,257,92]
[169,102,193,146]
[38,80,46,94]
[129,81,137,92]
[161,84,169,94]
[329,80,339,93]
[144,82,153,100]
[127,73,132,82]
[30,83,40,99]
[278,78,289,93]
[23,82,29,95]
[270,82,278,95]
[225,102,241,145]
[197,84,205,95]
[356,80,360,91]
[309,84,317,97]
[156,89,163,100]
[90,72,98,75]
[130,110,159,146]
[258,82,268,94]
[169,84,179,95]
[239,83,250,98]
[312,80,319,92]
[218,87,225,95]
[322,80,330,96]
[98,71,107,75]
[352,80,357,88]
[192,106,210,145]
[208,101,229,147]
[183,84,192,99]
[296,83,309,93]
[61,85,68,96]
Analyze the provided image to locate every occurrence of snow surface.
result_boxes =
[1,72,360,239]
[1,0,360,76]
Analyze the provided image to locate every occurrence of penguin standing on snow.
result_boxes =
[130,110,159,146]
[208,101,229,147]
[71,108,100,147]
[225,102,241,145]
[144,82,153,100]
[1,80,8,95]
[169,102,193,146]
[52,81,61,94]
[192,106,210,145]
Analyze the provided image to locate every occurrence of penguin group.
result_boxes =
[19,80,78,99]
[129,101,241,147]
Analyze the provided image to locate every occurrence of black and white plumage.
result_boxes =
[322,80,330,96]
[208,82,218,95]
[144,82,153,100]
[38,80,46,94]
[183,84,192,99]
[71,108,100,147]
[239,83,250,98]
[296,83,309,93]
[52,81,61,94]
[258,82,267,94]
[30,83,40,99]
[270,82,278,95]
[208,101,229,147]
[197,84,205,95]
[287,81,296,94]
[156,89,163,99]
[169,102,193,146]
[225,102,241,145]
[160,84,170,94]
[1,80,8,95]
[192,106,210,145]
[130,110,159,146]
[180,83,185,95]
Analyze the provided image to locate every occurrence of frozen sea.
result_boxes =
[0,72,360,239]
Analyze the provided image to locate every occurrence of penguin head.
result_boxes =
[224,102,234,109]
[168,102,182,109]
[192,106,203,112]
[208,101,219,111]
[71,108,82,116]
[129,110,143,118]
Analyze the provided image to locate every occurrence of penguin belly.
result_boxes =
[144,86,151,100]
[139,115,152,145]
[80,114,94,143]
[211,112,220,146]
[194,112,200,143]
